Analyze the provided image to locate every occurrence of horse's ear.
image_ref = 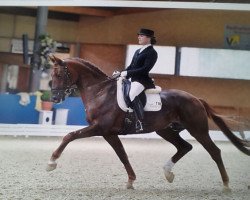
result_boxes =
[48,54,56,63]
[49,54,63,65]
[48,54,55,63]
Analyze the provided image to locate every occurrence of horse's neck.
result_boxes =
[79,73,106,88]
[80,78,116,106]
[69,59,113,103]
[74,64,107,89]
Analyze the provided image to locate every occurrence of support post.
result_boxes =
[174,47,181,76]
[29,6,48,92]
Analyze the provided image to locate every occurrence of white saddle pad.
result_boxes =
[117,77,162,112]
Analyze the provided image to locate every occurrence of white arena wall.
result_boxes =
[0,124,249,141]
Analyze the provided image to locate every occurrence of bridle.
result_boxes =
[52,61,77,99]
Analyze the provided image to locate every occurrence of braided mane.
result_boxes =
[67,57,108,78]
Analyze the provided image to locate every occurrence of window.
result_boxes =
[180,47,250,80]
[125,45,176,75]
[125,45,250,80]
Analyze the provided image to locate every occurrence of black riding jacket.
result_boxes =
[126,45,158,89]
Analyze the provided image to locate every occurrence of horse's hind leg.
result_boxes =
[156,127,193,183]
[103,135,136,189]
[190,129,231,192]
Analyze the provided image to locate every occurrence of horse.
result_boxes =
[46,55,250,191]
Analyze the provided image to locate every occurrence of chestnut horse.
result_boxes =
[46,56,249,191]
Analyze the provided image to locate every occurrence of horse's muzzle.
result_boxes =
[52,90,65,103]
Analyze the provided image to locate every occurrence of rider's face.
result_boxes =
[138,34,151,45]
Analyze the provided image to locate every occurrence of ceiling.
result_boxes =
[45,1,250,18]
[139,0,250,2]
[0,6,165,21]
[0,1,249,21]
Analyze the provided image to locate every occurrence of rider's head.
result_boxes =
[137,28,156,45]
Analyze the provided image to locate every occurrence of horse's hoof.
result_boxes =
[164,171,175,183]
[126,183,134,190]
[126,180,135,189]
[223,186,232,193]
[46,160,57,172]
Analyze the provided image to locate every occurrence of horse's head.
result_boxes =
[49,55,75,103]
[50,55,111,103]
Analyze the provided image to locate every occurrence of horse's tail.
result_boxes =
[199,99,250,156]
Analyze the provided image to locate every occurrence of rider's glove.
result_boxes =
[120,71,127,77]
[112,70,120,76]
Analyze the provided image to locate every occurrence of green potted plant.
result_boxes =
[41,90,53,111]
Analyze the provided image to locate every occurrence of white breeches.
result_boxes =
[129,81,145,102]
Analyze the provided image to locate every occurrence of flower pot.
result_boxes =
[41,101,53,111]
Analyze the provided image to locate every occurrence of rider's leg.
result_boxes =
[129,81,145,102]
[130,96,144,131]
[129,81,145,132]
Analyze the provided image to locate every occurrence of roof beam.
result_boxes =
[2,1,250,11]
[113,8,165,15]
[48,6,115,17]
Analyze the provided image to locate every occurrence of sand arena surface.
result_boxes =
[0,136,249,200]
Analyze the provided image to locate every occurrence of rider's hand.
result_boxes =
[120,71,127,77]
[112,70,120,76]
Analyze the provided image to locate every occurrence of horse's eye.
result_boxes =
[56,74,62,78]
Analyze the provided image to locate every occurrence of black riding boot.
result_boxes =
[130,96,144,133]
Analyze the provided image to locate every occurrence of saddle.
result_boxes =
[117,77,162,112]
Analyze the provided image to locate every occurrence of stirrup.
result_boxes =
[136,120,143,132]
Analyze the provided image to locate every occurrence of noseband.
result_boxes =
[52,62,76,98]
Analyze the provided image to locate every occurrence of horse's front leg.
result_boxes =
[46,124,101,171]
[103,135,136,189]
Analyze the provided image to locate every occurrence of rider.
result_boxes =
[120,28,158,132]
